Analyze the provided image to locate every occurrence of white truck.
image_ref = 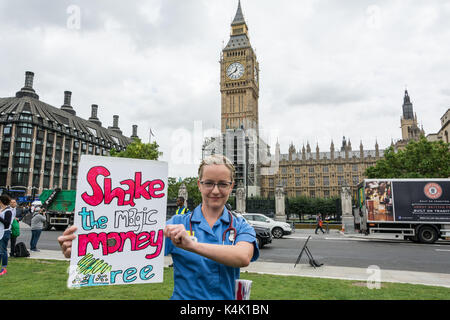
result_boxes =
[358,179,450,244]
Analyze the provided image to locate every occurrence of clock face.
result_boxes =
[226,62,245,80]
[254,66,258,83]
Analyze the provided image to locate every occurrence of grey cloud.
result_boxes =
[286,83,367,106]
[0,0,211,49]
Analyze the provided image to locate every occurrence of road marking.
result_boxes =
[435,249,450,252]
[284,235,371,241]
[325,237,371,241]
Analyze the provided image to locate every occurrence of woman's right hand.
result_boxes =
[57,225,77,258]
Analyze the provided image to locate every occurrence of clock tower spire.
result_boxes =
[220,0,259,134]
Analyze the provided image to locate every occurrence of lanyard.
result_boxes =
[189,211,237,245]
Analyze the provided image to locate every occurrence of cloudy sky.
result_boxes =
[1,0,449,178]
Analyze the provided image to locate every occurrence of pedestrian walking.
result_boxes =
[0,194,13,276]
[315,213,325,234]
[30,207,46,252]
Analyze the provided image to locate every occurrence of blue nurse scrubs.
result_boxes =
[165,204,259,300]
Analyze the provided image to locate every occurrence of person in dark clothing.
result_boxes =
[0,194,12,275]
[175,197,190,215]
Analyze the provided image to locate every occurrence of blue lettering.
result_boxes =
[109,265,157,284]
[140,265,155,280]
[110,270,122,284]
[78,207,108,230]
[123,267,137,283]
[97,216,108,229]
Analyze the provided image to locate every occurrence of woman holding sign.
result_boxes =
[58,155,259,300]
[164,155,259,300]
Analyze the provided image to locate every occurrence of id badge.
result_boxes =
[187,230,198,242]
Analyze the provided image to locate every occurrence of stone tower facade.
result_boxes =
[220,0,260,135]
[396,90,425,149]
[400,90,424,142]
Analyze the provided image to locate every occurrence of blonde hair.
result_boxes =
[198,154,235,182]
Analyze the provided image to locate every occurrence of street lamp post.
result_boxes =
[245,136,249,210]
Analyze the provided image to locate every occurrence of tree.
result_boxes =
[109,138,162,160]
[286,196,340,220]
[365,137,450,178]
[168,177,202,208]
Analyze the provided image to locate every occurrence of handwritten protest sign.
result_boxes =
[67,155,168,288]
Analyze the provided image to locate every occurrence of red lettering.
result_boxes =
[119,179,136,206]
[78,232,108,256]
[107,232,121,254]
[134,172,151,200]
[104,178,126,206]
[81,166,110,206]
[136,232,152,250]
[80,167,166,207]
[77,229,164,259]
[119,231,138,252]
[145,230,164,259]
[149,180,165,199]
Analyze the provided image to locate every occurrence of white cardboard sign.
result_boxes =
[68,155,168,288]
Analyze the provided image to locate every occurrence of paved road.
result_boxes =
[15,224,450,274]
[262,233,450,274]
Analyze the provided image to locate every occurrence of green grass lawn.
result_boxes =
[1,258,449,300]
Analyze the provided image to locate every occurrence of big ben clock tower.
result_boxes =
[221,0,259,134]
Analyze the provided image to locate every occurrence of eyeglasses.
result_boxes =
[200,181,233,190]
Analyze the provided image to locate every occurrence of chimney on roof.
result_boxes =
[64,91,71,105]
[60,91,76,116]
[92,105,98,118]
[109,115,122,134]
[25,71,34,88]
[88,104,102,127]
[16,71,39,99]
[131,125,139,139]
